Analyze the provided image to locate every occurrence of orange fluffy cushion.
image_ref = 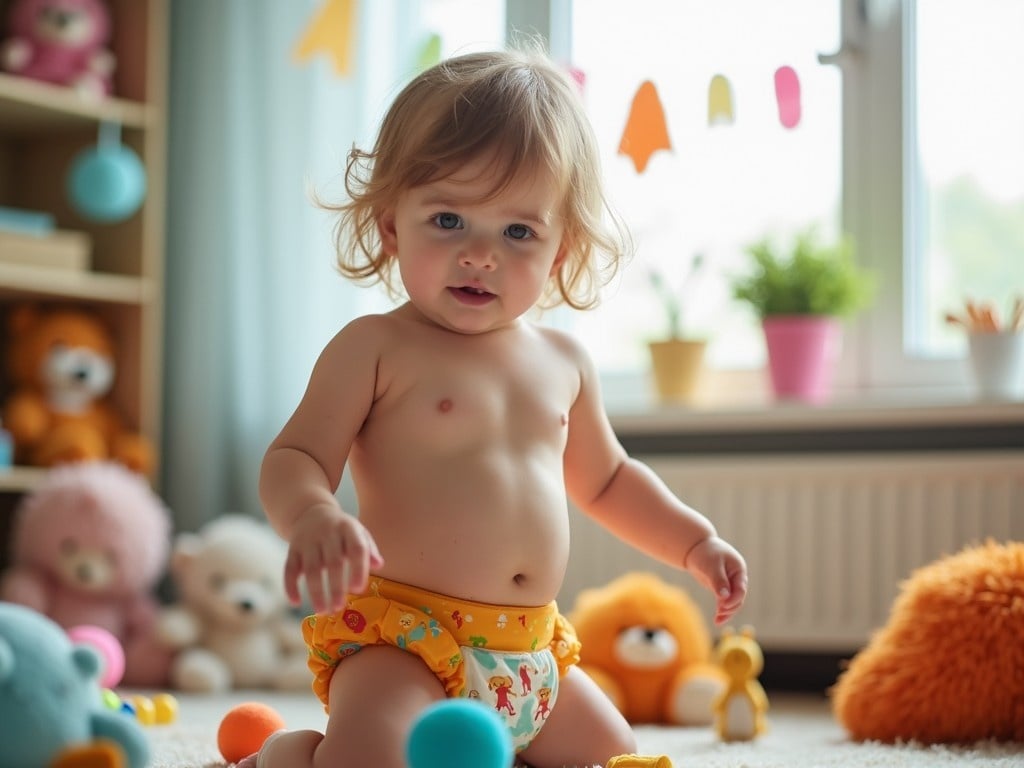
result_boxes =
[832,540,1024,744]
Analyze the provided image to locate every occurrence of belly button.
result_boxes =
[560,413,567,426]
[513,573,526,585]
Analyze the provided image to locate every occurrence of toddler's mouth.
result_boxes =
[450,285,496,305]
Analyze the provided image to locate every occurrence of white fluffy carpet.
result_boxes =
[139,690,1023,767]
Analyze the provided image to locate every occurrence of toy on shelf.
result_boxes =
[832,540,1024,744]
[0,601,148,768]
[0,461,174,686]
[712,626,768,742]
[0,0,116,97]
[217,702,286,764]
[1,305,155,475]
[157,514,310,692]
[568,572,726,725]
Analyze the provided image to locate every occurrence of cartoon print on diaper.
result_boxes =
[462,647,559,753]
[535,687,553,720]
[489,675,518,715]
[395,612,443,649]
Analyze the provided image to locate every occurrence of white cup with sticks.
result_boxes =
[947,297,1024,400]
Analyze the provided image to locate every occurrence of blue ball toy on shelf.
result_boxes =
[406,699,513,768]
[67,122,147,223]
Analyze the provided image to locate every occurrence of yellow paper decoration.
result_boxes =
[294,0,357,75]
[618,80,672,173]
[708,73,734,126]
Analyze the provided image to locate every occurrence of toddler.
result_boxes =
[250,48,747,768]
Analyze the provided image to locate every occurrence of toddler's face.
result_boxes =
[378,156,567,334]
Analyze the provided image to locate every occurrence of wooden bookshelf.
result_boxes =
[0,0,168,495]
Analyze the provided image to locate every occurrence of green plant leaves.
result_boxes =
[732,230,873,318]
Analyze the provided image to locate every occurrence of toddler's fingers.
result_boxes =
[284,552,303,606]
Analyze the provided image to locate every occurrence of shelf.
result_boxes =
[0,72,152,135]
[0,263,153,304]
[0,465,47,493]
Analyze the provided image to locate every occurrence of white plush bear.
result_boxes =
[157,514,309,692]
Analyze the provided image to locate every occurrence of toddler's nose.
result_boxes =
[460,240,496,270]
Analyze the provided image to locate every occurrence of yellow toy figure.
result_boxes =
[713,626,768,742]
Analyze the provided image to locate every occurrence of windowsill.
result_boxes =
[603,369,1024,435]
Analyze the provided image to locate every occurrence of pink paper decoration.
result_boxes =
[774,65,801,129]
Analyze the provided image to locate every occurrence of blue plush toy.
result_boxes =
[0,601,149,768]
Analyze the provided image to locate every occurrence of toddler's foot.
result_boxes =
[231,731,287,768]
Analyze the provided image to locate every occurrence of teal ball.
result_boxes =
[68,145,147,223]
[407,699,512,768]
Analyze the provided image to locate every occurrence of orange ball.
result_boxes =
[217,702,286,763]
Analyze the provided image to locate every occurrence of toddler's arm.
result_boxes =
[560,335,747,624]
[259,317,386,613]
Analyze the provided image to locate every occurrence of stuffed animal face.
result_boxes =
[0,601,149,768]
[172,515,290,632]
[570,572,712,677]
[7,306,116,405]
[11,462,171,595]
[7,0,110,50]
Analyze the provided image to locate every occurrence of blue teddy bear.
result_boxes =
[0,601,149,768]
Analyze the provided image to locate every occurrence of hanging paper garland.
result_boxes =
[416,33,442,73]
[618,80,672,173]
[707,73,735,126]
[774,65,801,129]
[294,0,358,76]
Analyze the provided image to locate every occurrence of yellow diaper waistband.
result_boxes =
[362,576,559,649]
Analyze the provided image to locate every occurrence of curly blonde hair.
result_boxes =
[327,48,630,310]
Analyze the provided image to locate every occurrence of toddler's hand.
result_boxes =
[284,503,384,614]
[685,536,748,625]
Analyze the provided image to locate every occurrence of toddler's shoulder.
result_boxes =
[534,324,596,371]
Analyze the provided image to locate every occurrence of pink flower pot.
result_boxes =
[762,315,841,403]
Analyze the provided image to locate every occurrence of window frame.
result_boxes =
[511,0,974,406]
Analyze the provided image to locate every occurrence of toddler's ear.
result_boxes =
[377,209,398,256]
[549,237,571,275]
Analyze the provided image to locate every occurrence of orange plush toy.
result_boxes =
[832,540,1024,744]
[2,305,153,474]
[569,572,727,725]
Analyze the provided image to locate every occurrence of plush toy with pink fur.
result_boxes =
[0,0,116,97]
[0,461,174,686]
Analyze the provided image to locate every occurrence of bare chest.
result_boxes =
[366,340,576,452]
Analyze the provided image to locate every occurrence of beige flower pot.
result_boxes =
[648,338,707,404]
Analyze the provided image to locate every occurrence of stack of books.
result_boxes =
[0,206,92,271]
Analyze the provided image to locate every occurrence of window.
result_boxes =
[514,0,1024,403]
[566,0,841,377]
[909,1,1024,358]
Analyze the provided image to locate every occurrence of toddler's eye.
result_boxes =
[433,213,462,230]
[505,224,533,241]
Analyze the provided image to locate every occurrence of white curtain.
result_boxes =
[164,1,422,530]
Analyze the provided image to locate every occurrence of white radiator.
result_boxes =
[561,451,1024,651]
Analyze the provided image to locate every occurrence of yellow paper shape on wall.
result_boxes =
[708,73,734,126]
[618,80,672,173]
[294,0,357,76]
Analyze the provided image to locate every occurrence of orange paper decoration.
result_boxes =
[618,80,672,173]
[293,0,358,75]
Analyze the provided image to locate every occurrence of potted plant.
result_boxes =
[647,253,708,403]
[731,229,873,403]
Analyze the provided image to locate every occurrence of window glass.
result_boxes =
[910,0,1024,356]
[570,0,841,373]
[420,0,505,57]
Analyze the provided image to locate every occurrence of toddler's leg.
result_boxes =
[517,666,637,768]
[244,645,446,768]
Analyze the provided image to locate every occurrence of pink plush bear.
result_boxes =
[0,0,116,96]
[0,461,174,686]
